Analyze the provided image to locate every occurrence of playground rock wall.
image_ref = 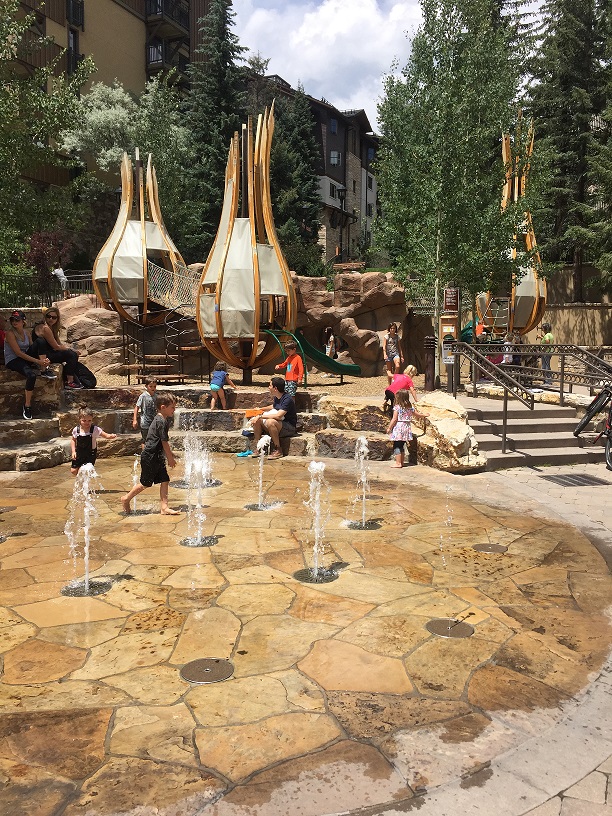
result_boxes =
[294,272,433,376]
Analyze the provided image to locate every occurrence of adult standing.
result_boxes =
[52,264,70,300]
[33,307,82,389]
[382,323,403,383]
[383,365,419,414]
[540,322,554,385]
[323,327,336,359]
[249,377,297,460]
[3,310,50,419]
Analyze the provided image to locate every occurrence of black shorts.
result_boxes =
[139,451,169,487]
[140,428,149,443]
[72,449,97,470]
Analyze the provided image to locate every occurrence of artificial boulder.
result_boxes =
[317,396,387,433]
[415,392,486,473]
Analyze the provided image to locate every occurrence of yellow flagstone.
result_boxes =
[299,640,413,694]
[404,636,501,698]
[188,674,294,726]
[37,619,125,649]
[2,638,87,684]
[170,606,240,663]
[105,665,190,705]
[109,704,197,766]
[194,712,342,782]
[161,563,225,589]
[70,630,177,680]
[337,614,431,658]
[216,583,295,620]
[14,596,129,628]
[126,546,213,566]
[0,679,130,713]
[288,584,374,627]
[0,621,38,654]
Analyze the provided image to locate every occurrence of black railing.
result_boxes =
[66,0,85,30]
[66,47,84,75]
[0,271,98,309]
[146,39,188,74]
[145,0,189,30]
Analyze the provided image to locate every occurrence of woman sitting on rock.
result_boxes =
[4,310,51,419]
[32,307,82,389]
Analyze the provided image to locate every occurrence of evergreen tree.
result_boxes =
[183,0,246,262]
[270,89,323,275]
[376,0,529,302]
[526,0,607,301]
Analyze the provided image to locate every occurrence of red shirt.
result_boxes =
[276,352,304,382]
[388,374,414,394]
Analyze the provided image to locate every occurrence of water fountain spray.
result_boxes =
[347,436,379,530]
[180,442,218,547]
[62,463,112,597]
[131,453,140,513]
[294,461,338,584]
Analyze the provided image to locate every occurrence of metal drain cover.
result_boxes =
[473,543,508,553]
[425,618,475,638]
[539,473,611,487]
[180,658,234,684]
[294,567,339,584]
[61,578,113,597]
[346,520,382,530]
[180,535,219,548]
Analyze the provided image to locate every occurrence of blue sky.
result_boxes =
[232,0,422,131]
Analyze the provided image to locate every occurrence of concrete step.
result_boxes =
[469,417,579,436]
[0,437,72,472]
[476,432,586,452]
[466,405,578,421]
[0,417,60,447]
[484,445,603,471]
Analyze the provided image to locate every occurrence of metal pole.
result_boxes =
[502,389,508,454]
[559,352,565,406]
[424,336,436,391]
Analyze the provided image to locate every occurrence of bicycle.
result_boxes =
[573,384,612,469]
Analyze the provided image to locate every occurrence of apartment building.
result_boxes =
[17,0,209,94]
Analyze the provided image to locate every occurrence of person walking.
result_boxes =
[4,310,51,419]
[540,322,554,385]
[132,377,157,446]
[121,393,180,515]
[386,389,426,468]
[70,406,116,475]
[382,323,403,384]
[274,341,304,397]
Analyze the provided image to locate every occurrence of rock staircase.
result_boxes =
[461,395,604,470]
[0,385,396,473]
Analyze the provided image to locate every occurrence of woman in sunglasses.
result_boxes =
[3,310,51,419]
[32,307,82,389]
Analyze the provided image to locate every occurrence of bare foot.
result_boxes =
[120,496,131,514]
[161,508,181,515]
[390,463,402,468]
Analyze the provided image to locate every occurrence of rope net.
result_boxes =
[147,261,200,316]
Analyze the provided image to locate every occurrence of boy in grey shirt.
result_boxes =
[132,377,157,445]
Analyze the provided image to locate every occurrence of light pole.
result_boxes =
[337,184,347,262]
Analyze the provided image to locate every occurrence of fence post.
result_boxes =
[559,352,565,406]
[424,336,436,391]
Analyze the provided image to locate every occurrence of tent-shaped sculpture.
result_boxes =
[477,118,546,335]
[196,105,297,373]
[93,149,186,325]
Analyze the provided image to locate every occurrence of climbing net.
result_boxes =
[147,261,200,316]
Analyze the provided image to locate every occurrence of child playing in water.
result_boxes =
[121,393,180,515]
[210,361,237,410]
[386,389,426,468]
[274,341,304,397]
[70,406,117,476]
[132,377,157,446]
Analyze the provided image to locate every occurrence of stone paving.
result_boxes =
[0,454,611,815]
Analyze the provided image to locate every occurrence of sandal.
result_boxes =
[268,450,283,460]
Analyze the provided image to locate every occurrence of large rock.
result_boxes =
[416,392,486,473]
[315,429,392,460]
[15,439,71,471]
[317,396,387,433]
[0,367,61,417]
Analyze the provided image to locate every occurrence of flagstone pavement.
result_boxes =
[0,453,611,816]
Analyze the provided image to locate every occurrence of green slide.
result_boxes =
[293,329,362,380]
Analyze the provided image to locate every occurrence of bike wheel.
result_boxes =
[574,390,611,437]
[606,436,612,471]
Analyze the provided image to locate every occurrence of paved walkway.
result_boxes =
[377,460,612,816]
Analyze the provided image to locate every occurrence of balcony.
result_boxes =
[146,0,189,35]
[66,47,84,75]
[16,28,66,75]
[66,0,84,30]
[146,39,189,79]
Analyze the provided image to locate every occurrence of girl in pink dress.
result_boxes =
[386,389,426,468]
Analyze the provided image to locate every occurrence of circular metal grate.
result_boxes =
[425,618,475,638]
[346,520,381,530]
[294,567,339,584]
[179,535,219,548]
[61,578,114,597]
[180,658,234,684]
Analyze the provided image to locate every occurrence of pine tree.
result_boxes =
[183,0,246,262]
[376,0,529,302]
[526,0,607,301]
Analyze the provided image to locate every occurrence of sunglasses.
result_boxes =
[45,315,58,320]
[10,316,24,322]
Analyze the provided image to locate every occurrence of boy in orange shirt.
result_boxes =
[274,341,304,397]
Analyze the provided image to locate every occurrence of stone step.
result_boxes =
[0,417,60,447]
[476,432,586,452]
[469,417,579,436]
[466,405,578,421]
[483,445,603,471]
[0,438,72,472]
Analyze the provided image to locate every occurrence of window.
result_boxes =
[330,118,337,134]
[330,151,341,166]
[367,175,373,190]
[367,147,375,162]
[66,0,84,30]
[366,203,373,217]
[329,183,337,199]
[67,28,81,74]
[352,180,357,194]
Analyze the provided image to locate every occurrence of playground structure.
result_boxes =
[92,149,193,326]
[195,105,297,376]
[477,116,546,336]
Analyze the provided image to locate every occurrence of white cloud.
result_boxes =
[232,0,422,130]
